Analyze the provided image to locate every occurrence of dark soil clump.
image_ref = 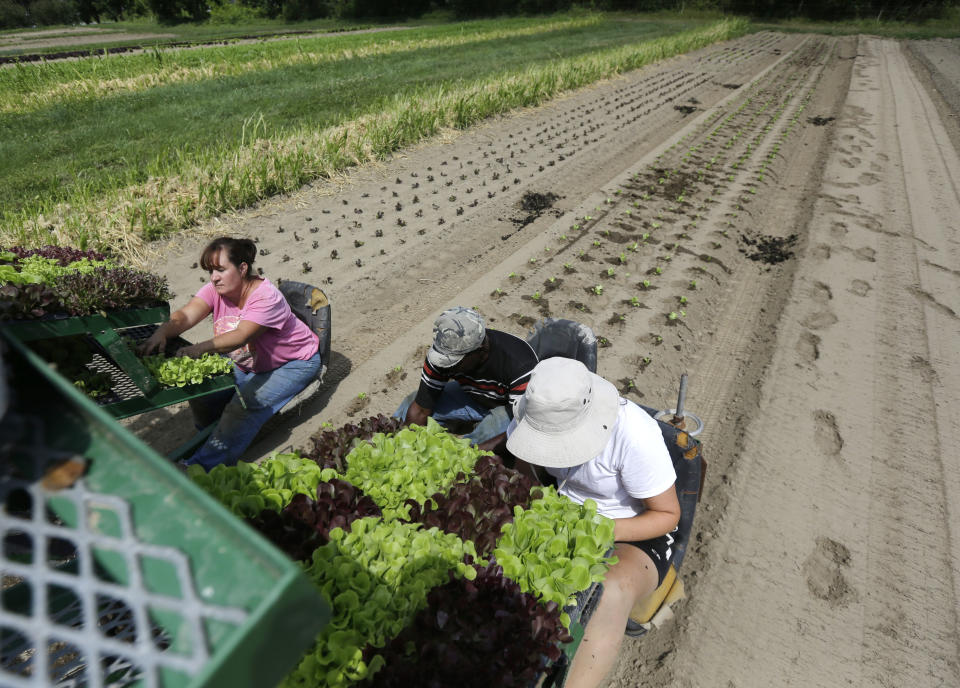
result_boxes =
[520,191,559,214]
[650,169,700,201]
[510,192,561,229]
[543,278,563,292]
[597,230,632,245]
[510,313,537,328]
[739,233,799,264]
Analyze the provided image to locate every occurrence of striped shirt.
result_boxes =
[414,330,538,419]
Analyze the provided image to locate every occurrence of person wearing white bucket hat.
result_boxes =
[505,357,680,688]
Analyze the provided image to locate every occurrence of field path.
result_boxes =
[625,36,960,688]
[140,31,960,687]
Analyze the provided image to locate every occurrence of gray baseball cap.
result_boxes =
[427,307,486,369]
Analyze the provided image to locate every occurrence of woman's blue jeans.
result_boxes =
[393,381,510,446]
[186,352,321,471]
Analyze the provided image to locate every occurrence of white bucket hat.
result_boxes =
[506,358,619,468]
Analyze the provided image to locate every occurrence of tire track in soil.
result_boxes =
[639,36,960,688]
[607,34,856,687]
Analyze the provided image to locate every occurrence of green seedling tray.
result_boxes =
[100,372,239,420]
[82,326,241,420]
[4,305,171,397]
[0,331,330,688]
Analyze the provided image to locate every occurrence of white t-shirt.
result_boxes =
[507,399,676,519]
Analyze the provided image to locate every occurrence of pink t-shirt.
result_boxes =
[196,279,319,373]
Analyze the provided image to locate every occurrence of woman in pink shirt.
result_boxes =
[141,237,321,469]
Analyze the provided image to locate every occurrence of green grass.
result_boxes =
[0,15,597,111]
[0,16,624,211]
[0,13,748,254]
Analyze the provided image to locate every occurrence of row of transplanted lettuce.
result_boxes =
[188,415,618,687]
[480,36,835,401]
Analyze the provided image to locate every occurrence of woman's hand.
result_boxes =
[176,342,207,359]
[139,298,212,356]
[139,330,168,356]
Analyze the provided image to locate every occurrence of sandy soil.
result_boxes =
[139,31,959,686]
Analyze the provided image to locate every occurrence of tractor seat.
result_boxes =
[277,279,331,382]
[625,405,704,637]
[275,279,332,411]
[525,318,598,373]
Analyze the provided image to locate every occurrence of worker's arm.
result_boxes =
[476,432,507,454]
[176,319,266,358]
[612,486,681,542]
[139,297,211,355]
[510,455,543,485]
[404,400,433,427]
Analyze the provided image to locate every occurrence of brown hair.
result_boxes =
[199,237,257,278]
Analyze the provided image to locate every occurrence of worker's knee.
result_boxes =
[606,544,660,603]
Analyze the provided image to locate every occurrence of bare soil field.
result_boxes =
[142,31,960,686]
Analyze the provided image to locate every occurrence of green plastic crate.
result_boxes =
[0,331,330,688]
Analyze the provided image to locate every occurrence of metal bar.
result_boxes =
[100,377,239,420]
[1,306,170,342]
[675,373,688,419]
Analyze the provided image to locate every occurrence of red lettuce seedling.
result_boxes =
[367,561,572,687]
[403,455,535,556]
[1,260,171,321]
[304,415,401,471]
[246,478,382,561]
[2,245,107,265]
[58,267,171,316]
[0,282,61,320]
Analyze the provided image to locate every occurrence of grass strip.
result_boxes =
[0,16,601,115]
[1,15,677,234]
[1,18,748,259]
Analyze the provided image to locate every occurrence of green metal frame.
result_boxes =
[2,305,240,419]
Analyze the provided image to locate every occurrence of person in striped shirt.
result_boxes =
[395,307,538,452]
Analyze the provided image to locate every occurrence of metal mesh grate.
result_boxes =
[85,352,143,404]
[80,325,194,406]
[0,413,248,688]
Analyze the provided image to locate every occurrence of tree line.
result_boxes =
[0,0,954,35]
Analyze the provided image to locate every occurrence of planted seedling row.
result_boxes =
[482,37,838,396]
[247,36,803,289]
